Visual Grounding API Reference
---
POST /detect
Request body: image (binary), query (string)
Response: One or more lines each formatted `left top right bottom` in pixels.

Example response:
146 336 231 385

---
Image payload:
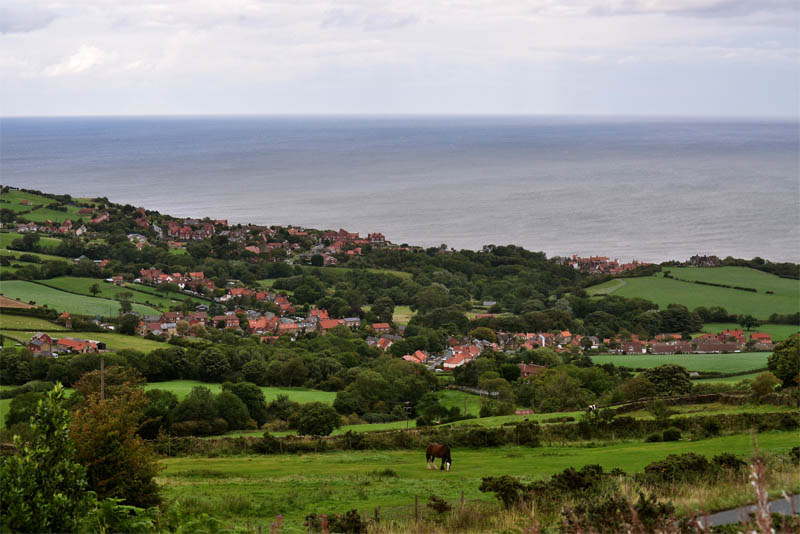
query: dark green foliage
640 364 692 396
479 475 528 509
0 384 95 532
0 349 31 385
140 389 178 440
4 391 45 428
643 453 710 483
213 391 252 430
221 381 269 426
565 492 675 534
427 495 452 515
645 432 661 443
661 427 681 441
293 402 341 436
712 453 746 472
305 509 364 534
767 334 800 387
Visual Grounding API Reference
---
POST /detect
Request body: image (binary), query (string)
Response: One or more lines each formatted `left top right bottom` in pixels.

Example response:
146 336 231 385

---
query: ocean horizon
1 115 798 263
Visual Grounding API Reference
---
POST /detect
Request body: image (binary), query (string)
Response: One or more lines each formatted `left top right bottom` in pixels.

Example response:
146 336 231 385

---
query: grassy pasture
392 305 415 325
0 329 166 352
0 190 86 223
38 277 204 310
0 190 53 212
586 267 799 318
0 314 66 331
700 323 798 342
590 352 769 373
0 231 62 251
159 431 800 531
0 280 159 316
144 380 337 405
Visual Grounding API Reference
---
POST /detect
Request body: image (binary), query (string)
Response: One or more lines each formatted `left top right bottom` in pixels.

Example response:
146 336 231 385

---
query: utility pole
404 401 411 429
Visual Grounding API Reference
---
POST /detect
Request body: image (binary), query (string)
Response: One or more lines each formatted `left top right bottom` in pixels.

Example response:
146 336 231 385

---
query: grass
392 305 415 325
586 278 627 296
0 280 159 316
590 352 770 373
0 190 86 223
0 314 66 331
620 402 796 420
586 267 800 319
0 330 167 352
692 372 763 384
158 430 800 532
144 380 337 405
37 277 205 311
700 323 798 342
0 231 62 251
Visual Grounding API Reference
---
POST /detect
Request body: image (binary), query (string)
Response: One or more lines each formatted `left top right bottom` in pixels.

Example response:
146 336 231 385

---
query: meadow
0 314 66 331
0 231 62 251
0 280 159 316
144 380 338 405
585 267 799 318
0 329 167 353
38 277 206 310
590 352 770 373
158 430 800 532
0 190 86 223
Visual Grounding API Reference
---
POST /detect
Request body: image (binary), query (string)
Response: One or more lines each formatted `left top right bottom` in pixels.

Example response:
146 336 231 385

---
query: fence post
461 490 465 511
414 495 419 523
374 506 380 524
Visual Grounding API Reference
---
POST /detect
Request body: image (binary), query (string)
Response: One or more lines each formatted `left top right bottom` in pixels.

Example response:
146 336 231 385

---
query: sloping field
590 352 769 373
39 277 205 310
0 280 159 316
587 268 799 318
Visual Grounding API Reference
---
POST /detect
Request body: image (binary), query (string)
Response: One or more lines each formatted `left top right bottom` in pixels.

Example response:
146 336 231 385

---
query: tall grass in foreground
365 452 799 533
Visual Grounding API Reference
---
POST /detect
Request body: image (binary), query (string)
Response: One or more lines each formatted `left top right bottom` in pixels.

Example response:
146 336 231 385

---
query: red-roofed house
519 363 546 378
372 323 392 333
376 338 393 351
213 315 240 329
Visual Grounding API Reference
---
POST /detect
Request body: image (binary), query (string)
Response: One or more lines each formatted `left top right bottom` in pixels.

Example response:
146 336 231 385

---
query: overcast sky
1 0 798 117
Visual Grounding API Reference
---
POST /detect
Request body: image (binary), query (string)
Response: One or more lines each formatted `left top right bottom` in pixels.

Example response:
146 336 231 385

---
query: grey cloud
321 8 418 31
0 5 57 33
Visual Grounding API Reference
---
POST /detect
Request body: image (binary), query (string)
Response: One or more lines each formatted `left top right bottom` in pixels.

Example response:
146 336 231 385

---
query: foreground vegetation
159 431 800 532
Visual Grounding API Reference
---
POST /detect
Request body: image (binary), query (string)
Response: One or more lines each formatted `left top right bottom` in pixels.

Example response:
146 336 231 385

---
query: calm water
1 116 798 263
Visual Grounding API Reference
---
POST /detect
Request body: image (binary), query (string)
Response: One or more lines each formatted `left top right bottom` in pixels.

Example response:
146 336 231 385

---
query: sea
1 115 798 263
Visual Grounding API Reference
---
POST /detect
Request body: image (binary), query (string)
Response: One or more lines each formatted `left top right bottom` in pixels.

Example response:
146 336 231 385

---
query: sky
1 0 798 117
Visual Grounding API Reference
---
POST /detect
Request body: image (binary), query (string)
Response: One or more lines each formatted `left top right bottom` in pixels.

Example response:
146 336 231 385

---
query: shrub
645 432 661 443
644 453 710 483
479 475 528 509
662 427 682 441
427 495 452 515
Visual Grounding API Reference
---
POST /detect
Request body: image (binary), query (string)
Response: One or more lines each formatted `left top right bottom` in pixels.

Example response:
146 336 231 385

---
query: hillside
586 267 799 318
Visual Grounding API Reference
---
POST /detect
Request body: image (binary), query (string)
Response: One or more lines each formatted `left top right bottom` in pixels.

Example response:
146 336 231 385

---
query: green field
144 380 337 405
38 277 204 311
586 267 799 319
590 352 769 373
0 330 167 352
159 431 799 531
0 314 66 331
700 323 798 342
0 190 86 223
691 372 763 384
0 231 62 251
392 305 415 325
0 280 159 316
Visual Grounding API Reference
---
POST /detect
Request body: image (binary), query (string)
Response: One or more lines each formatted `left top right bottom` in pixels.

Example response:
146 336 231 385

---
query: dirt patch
0 296 36 308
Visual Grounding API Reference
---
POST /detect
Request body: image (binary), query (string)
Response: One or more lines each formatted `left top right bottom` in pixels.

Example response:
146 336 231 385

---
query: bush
645 432 661 443
644 453 710 483
662 427 681 441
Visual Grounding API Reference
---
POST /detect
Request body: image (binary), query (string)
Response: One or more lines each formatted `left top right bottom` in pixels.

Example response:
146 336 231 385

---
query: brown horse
426 443 452 471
